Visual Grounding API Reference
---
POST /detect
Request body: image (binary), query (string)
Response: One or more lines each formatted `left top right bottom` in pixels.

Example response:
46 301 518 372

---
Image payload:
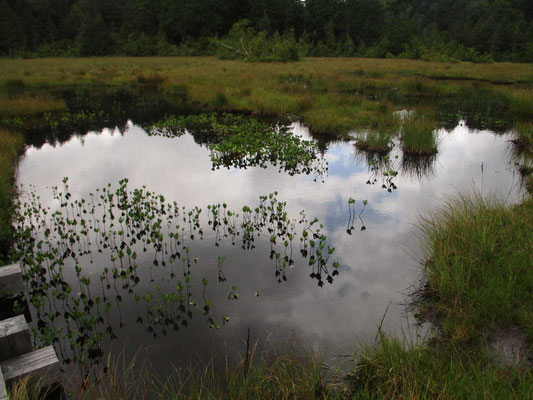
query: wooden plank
0 369 7 400
2 346 60 388
0 315 32 361
0 264 25 297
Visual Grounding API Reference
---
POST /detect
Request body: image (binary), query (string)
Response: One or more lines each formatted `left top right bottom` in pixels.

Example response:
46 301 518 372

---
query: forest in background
1 0 533 62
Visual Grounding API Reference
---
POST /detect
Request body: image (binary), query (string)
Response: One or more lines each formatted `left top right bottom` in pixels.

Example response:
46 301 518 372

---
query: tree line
1 0 533 62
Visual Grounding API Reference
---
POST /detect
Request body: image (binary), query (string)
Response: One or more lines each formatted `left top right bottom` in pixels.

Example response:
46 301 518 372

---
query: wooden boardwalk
0 263 60 399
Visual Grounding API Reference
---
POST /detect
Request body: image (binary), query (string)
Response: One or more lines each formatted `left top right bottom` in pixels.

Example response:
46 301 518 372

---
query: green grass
10 341 335 400
1 57 533 135
348 336 532 400
0 95 66 117
0 129 24 265
401 111 439 155
354 129 396 153
419 194 533 343
514 123 533 151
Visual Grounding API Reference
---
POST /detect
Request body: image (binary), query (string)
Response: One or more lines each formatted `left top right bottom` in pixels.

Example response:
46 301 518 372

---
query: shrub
213 20 300 62
121 33 156 56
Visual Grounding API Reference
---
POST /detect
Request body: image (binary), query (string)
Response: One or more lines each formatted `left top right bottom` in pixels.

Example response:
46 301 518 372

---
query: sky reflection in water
17 120 523 371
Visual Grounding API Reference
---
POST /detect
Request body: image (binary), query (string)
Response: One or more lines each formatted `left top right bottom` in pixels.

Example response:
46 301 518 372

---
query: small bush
213 20 300 62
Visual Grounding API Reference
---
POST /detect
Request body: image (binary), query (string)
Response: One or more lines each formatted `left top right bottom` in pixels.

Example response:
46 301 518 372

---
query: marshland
0 55 531 398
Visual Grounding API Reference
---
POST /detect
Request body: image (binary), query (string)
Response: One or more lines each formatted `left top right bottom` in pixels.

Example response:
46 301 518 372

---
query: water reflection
401 153 437 181
16 118 524 375
16 180 344 372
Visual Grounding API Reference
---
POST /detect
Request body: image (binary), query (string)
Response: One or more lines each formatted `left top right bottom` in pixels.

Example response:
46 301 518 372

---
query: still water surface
17 119 523 372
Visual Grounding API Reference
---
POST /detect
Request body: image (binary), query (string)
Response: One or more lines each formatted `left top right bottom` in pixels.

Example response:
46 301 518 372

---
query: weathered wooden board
0 315 32 361
2 346 60 387
0 264 25 297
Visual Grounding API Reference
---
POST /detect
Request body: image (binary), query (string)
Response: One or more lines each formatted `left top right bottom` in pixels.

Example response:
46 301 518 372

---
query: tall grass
354 129 395 153
349 336 532 399
499 87 533 118
11 334 532 399
11 341 334 400
513 123 533 151
0 129 24 264
419 193 533 343
401 111 438 155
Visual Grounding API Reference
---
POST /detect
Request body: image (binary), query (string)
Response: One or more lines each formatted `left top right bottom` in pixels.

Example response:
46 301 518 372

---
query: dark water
16 117 524 375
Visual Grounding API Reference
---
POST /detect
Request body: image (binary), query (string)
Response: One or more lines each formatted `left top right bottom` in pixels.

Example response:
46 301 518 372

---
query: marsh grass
12 334 532 399
418 193 533 343
0 95 66 116
2 56 533 398
349 336 532 399
301 96 393 134
1 57 532 135
0 129 24 264
513 123 533 151
353 129 395 153
401 110 439 155
499 87 533 118
11 339 333 400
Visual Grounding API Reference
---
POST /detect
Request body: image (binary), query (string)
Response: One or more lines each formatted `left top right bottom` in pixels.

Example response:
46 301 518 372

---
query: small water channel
14 101 525 376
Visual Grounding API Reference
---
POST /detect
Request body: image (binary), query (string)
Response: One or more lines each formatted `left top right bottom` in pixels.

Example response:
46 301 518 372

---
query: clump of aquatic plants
354 129 396 153
13 178 341 370
401 111 439 155
149 113 328 180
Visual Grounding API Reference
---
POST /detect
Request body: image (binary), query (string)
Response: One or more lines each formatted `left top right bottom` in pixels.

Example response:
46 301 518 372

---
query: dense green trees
1 0 532 62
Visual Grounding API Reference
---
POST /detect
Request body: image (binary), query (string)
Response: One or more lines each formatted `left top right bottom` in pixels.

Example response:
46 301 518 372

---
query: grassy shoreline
1 57 532 398
0 129 24 265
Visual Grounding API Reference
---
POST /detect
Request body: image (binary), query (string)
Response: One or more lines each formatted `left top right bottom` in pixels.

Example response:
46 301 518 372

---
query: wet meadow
0 57 532 398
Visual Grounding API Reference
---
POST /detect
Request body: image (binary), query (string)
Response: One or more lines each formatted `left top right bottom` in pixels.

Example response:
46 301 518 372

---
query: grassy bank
0 129 24 265
344 194 533 399
419 194 533 344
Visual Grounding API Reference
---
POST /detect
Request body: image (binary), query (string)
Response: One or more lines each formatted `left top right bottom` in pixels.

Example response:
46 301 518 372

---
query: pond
14 107 524 377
